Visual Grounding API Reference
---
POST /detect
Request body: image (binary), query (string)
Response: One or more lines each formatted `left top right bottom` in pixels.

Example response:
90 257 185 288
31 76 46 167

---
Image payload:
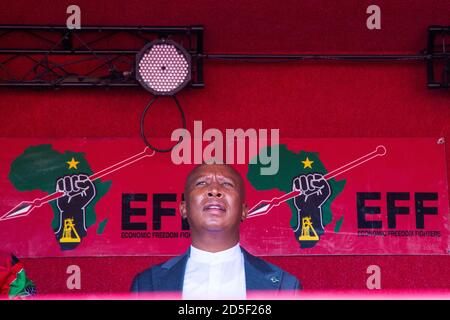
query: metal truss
0 24 448 89
0 25 204 88
426 26 450 88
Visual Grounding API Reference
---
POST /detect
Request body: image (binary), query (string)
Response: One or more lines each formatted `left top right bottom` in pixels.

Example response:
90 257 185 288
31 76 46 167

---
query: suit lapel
242 247 282 291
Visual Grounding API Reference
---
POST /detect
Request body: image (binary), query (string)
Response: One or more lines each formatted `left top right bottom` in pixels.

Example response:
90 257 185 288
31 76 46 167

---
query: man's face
180 164 247 234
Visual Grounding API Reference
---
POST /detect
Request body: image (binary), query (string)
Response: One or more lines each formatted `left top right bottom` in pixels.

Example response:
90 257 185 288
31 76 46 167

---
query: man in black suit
131 164 300 299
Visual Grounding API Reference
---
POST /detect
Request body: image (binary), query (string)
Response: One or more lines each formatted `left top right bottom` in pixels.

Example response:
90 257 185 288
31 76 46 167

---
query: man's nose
207 184 223 198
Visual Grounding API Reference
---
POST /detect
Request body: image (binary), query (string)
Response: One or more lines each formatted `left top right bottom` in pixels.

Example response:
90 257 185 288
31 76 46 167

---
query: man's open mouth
203 202 226 212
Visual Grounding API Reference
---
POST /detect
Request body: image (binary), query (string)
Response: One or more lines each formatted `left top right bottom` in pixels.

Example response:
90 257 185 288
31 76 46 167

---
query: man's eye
222 182 234 187
195 181 206 186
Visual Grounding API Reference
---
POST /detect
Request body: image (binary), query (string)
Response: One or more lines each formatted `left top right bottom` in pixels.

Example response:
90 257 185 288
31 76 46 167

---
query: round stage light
136 39 191 95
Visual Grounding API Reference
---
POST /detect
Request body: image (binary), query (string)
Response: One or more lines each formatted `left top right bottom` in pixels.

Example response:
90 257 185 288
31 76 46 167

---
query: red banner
0 138 448 257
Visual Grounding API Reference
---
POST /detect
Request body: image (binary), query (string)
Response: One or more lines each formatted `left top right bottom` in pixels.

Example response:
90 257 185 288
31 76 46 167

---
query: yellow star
66 157 80 170
302 157 314 169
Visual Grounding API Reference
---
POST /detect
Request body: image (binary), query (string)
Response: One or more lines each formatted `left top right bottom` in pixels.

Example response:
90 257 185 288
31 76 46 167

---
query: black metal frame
0 25 204 88
426 26 449 88
0 24 449 89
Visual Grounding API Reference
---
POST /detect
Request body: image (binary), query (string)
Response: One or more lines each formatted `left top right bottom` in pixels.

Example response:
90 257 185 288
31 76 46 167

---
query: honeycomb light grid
138 43 190 94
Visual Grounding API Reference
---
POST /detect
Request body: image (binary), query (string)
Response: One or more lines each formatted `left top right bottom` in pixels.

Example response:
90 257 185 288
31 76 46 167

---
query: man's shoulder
248 253 299 280
130 254 188 292
133 254 185 279
241 247 302 290
130 262 161 292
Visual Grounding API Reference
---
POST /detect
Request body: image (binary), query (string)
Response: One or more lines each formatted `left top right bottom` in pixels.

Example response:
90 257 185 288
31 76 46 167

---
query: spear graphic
247 145 387 218
0 147 155 221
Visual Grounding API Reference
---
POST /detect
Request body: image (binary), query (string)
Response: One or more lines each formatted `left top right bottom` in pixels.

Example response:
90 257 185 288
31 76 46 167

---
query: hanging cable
140 95 186 153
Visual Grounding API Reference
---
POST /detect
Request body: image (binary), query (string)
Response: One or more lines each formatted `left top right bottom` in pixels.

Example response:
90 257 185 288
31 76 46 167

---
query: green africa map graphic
8 144 111 250
247 144 346 248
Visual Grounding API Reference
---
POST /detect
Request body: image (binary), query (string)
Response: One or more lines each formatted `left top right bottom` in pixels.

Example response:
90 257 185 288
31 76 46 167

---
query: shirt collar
189 243 242 264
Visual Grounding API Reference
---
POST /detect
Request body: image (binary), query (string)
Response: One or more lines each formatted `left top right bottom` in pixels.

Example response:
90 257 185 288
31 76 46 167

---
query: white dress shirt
182 243 246 300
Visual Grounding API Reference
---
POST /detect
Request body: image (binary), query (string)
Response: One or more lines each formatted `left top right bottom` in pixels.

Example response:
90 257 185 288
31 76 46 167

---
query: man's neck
191 232 239 253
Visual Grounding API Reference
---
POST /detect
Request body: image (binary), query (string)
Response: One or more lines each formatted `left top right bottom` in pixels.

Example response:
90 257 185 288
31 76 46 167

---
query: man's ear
180 201 187 219
241 203 248 222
